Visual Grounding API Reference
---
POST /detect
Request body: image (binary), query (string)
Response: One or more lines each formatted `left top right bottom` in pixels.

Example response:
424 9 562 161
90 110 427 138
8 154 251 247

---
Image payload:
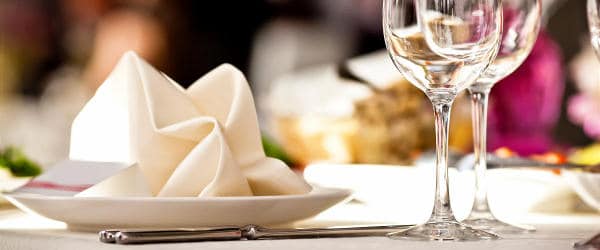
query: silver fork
574 232 600 250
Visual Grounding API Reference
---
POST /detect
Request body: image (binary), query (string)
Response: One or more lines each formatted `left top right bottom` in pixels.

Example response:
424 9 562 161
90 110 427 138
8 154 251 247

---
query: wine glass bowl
417 0 503 62
384 1 497 94
383 0 501 241
478 0 541 86
386 26 478 92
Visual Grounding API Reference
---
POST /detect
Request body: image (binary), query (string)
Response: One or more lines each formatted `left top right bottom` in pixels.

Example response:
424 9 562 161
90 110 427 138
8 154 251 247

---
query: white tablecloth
1 203 599 250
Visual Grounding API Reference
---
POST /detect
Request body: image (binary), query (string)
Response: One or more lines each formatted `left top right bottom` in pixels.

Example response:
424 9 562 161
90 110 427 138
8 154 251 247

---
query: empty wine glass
460 0 541 234
589 0 600 58
383 0 501 241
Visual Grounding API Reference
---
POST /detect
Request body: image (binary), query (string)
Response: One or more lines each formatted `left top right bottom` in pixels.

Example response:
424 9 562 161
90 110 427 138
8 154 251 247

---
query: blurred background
0 0 598 168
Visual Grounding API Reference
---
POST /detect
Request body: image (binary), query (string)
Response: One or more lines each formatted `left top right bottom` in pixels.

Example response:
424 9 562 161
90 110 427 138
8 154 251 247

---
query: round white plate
3 187 351 231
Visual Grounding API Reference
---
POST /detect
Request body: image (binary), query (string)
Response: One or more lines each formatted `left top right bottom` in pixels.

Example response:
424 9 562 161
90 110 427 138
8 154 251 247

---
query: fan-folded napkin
69 51 311 197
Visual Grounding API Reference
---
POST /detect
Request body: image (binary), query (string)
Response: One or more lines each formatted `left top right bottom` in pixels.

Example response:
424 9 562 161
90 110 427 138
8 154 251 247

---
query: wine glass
383 0 501 241
589 0 600 58
461 0 541 234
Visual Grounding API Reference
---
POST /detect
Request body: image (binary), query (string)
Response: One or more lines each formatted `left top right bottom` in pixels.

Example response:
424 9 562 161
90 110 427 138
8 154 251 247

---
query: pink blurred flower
568 94 600 140
487 30 565 155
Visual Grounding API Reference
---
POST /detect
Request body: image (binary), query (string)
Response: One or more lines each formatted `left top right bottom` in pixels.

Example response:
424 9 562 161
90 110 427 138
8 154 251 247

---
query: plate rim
4 186 352 202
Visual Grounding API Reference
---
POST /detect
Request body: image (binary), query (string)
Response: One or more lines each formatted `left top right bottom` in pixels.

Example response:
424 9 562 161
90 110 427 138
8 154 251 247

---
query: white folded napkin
69 51 312 197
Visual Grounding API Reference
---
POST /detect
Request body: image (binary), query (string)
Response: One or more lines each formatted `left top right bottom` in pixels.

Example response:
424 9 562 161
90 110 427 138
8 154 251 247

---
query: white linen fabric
69 51 311 197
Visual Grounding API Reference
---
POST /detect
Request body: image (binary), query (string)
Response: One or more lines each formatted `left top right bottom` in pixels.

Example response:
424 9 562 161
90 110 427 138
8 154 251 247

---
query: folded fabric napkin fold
69 51 311 197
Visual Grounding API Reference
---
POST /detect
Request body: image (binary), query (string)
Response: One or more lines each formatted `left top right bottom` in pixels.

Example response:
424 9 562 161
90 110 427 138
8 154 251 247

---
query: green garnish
0 147 42 177
262 135 294 166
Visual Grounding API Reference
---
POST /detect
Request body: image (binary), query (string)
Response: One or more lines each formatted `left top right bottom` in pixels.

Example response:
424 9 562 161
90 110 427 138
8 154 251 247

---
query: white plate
563 170 600 211
3 187 351 231
305 163 576 222
0 176 30 204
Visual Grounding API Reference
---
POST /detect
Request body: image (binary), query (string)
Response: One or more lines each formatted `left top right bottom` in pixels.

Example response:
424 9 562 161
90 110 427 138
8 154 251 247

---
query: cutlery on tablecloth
430 151 589 171
99 224 413 244
485 154 588 169
574 232 600 250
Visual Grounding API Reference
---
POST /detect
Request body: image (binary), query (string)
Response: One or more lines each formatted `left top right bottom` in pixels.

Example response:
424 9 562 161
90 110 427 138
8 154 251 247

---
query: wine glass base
387 220 500 241
461 217 535 234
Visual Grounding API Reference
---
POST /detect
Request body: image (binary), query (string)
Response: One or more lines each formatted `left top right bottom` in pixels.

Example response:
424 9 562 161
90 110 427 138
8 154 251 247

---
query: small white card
11 160 130 197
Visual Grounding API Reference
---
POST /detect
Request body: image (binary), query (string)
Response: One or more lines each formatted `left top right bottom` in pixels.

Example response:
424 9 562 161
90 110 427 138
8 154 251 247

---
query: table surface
1 203 599 250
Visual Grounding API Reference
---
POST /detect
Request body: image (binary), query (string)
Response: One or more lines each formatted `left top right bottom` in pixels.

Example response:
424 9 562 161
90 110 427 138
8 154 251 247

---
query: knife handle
113 228 243 244
99 229 120 243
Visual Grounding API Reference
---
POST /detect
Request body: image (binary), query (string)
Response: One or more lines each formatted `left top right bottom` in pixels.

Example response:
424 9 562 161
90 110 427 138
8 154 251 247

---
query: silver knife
99 224 413 244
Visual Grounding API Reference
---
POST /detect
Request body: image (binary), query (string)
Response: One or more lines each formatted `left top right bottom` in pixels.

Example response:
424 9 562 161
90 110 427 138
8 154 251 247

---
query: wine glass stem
429 95 457 222
468 87 493 216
